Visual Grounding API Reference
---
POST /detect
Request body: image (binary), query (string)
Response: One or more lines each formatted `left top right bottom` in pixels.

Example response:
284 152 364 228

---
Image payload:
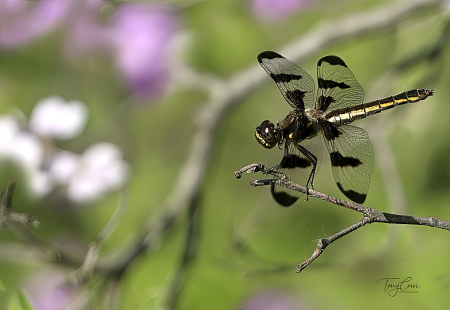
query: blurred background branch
0 181 39 228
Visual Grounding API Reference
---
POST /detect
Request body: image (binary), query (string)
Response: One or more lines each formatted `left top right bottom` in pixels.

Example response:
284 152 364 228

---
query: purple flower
241 289 308 310
250 0 311 22
62 0 110 58
0 1 179 100
112 4 178 99
0 0 71 48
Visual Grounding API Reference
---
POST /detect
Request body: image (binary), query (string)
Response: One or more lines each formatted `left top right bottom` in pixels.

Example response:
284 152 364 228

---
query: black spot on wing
257 51 282 62
330 152 362 167
318 78 350 90
257 50 316 110
257 51 305 86
286 89 306 110
280 154 311 169
317 95 336 112
318 119 341 141
318 55 348 67
271 183 298 207
337 182 366 203
272 73 303 84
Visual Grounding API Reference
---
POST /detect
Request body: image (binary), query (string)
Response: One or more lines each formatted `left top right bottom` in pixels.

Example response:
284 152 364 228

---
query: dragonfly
254 51 433 206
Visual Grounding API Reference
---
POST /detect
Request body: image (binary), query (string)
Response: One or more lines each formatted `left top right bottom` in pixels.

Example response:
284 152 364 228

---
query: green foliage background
1 0 450 309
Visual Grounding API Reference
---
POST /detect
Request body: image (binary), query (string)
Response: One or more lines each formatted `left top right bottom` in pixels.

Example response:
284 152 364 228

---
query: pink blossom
0 1 179 100
112 4 178 99
0 0 71 47
241 289 307 310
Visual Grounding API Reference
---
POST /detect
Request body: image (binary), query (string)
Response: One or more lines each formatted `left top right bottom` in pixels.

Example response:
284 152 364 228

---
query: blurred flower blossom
48 150 79 184
49 143 130 203
250 0 311 22
0 0 71 47
62 0 110 57
29 96 88 140
0 115 43 168
0 115 52 196
241 289 307 310
0 0 179 100
24 269 83 310
0 96 130 203
112 4 178 99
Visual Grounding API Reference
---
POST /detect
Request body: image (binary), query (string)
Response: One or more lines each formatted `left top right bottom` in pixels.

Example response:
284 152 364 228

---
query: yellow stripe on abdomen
325 89 433 125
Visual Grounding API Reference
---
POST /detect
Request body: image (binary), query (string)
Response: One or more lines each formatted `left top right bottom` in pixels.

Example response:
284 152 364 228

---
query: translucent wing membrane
271 134 322 206
316 56 364 113
323 125 373 203
258 51 315 111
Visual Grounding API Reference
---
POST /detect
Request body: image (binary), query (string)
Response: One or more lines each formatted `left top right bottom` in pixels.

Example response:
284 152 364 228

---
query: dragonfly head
255 120 277 149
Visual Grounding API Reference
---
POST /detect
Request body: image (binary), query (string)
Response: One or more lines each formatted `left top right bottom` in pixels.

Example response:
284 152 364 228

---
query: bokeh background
1 0 450 309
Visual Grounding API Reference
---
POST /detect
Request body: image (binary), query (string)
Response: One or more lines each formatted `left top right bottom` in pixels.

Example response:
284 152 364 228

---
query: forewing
316 56 364 113
271 136 322 206
258 51 315 111
323 124 373 203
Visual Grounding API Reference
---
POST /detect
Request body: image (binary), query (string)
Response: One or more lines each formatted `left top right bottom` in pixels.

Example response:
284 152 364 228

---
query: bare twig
235 163 450 272
0 181 40 228
280 0 444 60
74 187 129 284
161 193 201 310
4 180 15 211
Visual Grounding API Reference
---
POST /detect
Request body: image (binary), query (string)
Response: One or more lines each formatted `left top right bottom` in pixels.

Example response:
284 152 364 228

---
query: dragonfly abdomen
325 88 433 125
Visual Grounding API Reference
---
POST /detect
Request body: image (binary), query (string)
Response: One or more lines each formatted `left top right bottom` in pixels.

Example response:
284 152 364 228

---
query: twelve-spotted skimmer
255 51 433 206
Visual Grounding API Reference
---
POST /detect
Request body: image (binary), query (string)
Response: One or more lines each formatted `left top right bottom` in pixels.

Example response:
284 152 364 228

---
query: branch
73 187 129 284
235 163 450 273
0 181 40 228
161 193 201 310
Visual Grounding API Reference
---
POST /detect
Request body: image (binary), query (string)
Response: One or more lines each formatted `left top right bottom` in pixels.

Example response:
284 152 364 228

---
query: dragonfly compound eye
255 120 277 149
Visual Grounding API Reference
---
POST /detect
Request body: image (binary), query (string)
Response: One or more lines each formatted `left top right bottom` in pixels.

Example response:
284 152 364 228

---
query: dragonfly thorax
256 110 312 150
278 110 311 142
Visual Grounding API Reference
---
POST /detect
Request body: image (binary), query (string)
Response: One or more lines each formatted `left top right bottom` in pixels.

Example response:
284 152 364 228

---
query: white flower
49 142 130 203
0 115 52 196
0 115 43 172
28 169 54 197
0 98 128 203
29 96 88 140
48 151 80 184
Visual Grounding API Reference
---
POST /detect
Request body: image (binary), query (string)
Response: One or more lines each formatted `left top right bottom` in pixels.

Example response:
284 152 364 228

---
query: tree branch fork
235 163 450 273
